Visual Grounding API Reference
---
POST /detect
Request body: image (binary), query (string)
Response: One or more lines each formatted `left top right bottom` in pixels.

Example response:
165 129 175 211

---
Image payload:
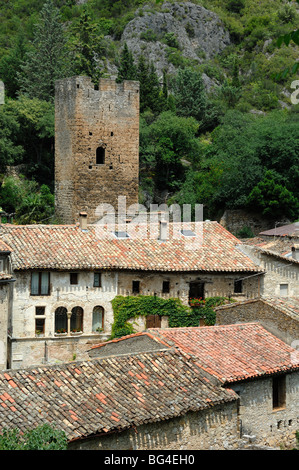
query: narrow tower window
96 147 105 165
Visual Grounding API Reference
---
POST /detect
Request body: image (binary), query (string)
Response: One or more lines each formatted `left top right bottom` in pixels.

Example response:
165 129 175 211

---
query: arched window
92 306 104 332
71 306 83 333
96 147 105 164
55 307 67 334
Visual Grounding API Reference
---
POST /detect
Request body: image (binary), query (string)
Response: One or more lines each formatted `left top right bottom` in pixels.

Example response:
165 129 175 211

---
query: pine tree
116 43 137 83
137 55 162 114
19 0 71 101
71 7 105 85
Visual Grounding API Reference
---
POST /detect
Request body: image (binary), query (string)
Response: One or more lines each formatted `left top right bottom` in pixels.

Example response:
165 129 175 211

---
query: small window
280 284 288 297
132 280 140 294
114 231 129 239
70 273 78 285
181 230 195 237
31 272 50 296
162 281 170 293
96 147 105 164
35 318 45 336
35 306 45 316
234 279 243 294
94 272 101 288
273 375 286 410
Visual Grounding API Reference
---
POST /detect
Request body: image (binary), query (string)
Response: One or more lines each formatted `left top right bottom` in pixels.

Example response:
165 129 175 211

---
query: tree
116 42 137 83
4 96 55 185
140 110 200 194
0 35 28 98
0 424 67 450
19 0 71 101
171 67 207 129
0 105 24 172
0 176 55 224
70 7 106 84
247 170 299 219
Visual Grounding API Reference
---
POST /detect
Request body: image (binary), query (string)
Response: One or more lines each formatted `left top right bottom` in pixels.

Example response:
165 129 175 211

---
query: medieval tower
54 76 140 224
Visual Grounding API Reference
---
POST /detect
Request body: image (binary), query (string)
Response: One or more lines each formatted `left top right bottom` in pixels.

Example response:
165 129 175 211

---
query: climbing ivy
110 295 229 338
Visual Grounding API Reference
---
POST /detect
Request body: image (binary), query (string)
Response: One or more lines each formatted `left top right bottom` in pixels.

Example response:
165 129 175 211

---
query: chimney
79 212 88 231
292 244 299 261
159 220 168 241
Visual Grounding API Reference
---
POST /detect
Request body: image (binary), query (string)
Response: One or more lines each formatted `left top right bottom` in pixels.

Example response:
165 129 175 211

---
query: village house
88 323 299 449
0 323 299 450
215 297 299 346
240 224 299 298
0 216 263 370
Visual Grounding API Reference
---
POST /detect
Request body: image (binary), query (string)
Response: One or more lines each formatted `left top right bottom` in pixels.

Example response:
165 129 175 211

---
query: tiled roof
0 272 13 281
259 223 299 237
0 240 11 253
0 221 262 272
137 324 299 384
243 236 299 264
0 349 236 441
89 323 299 384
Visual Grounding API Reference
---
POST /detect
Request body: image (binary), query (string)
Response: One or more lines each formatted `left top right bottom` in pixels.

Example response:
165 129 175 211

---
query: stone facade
215 298 299 346
8 270 117 369
7 268 261 369
229 371 299 449
54 76 140 224
239 245 299 298
69 402 240 451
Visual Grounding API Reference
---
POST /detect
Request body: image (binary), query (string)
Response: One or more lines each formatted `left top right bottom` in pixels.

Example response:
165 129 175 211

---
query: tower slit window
96 147 105 165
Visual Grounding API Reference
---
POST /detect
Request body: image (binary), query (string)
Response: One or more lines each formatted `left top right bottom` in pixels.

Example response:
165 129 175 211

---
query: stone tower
54 76 140 224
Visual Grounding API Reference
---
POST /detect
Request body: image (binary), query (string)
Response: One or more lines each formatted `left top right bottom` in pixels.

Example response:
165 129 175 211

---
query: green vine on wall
110 295 229 339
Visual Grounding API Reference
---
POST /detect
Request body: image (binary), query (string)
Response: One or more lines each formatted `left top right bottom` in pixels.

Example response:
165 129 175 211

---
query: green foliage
70 6 106 84
172 67 207 126
110 295 228 338
19 0 72 101
140 110 200 192
0 424 68 450
2 96 55 184
0 176 55 224
196 110 299 217
117 42 137 82
247 170 299 219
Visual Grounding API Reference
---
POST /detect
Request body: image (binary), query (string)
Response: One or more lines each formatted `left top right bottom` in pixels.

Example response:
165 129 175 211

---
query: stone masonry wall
215 299 299 345
55 77 140 224
69 402 240 450
9 270 117 369
229 372 299 449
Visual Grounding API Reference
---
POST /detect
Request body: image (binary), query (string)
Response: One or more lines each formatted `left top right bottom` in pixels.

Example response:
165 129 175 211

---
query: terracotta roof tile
0 349 236 441
147 323 299 383
0 222 261 273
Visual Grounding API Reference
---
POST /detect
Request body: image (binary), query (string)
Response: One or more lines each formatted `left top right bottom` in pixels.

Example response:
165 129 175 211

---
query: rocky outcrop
121 2 231 77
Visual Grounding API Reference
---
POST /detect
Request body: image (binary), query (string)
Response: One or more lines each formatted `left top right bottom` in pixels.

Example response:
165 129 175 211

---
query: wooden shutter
146 315 161 329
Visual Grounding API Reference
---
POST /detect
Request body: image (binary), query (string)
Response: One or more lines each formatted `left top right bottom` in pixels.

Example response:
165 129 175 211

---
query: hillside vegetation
0 0 298 227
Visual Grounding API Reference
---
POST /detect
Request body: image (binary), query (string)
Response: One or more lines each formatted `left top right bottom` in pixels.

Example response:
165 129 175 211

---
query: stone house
215 297 299 347
0 348 240 451
0 218 263 370
240 235 299 298
1 324 299 450
89 323 299 449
